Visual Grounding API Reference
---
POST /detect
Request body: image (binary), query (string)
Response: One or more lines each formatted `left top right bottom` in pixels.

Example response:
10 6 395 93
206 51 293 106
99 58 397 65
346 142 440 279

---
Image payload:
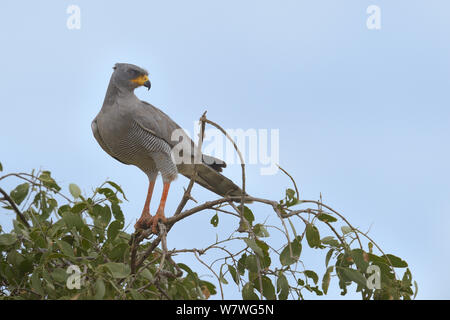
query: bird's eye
128 69 139 77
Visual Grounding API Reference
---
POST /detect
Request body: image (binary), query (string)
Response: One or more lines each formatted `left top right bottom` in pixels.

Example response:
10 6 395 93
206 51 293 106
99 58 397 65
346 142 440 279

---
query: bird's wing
132 100 250 202
133 101 186 148
133 101 225 168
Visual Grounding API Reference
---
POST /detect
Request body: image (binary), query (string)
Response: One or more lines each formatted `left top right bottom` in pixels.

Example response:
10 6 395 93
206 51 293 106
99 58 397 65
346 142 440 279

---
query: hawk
92 63 246 233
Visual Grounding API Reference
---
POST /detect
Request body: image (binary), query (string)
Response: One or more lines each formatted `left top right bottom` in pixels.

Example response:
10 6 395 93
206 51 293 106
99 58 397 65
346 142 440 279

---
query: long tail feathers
177 162 252 203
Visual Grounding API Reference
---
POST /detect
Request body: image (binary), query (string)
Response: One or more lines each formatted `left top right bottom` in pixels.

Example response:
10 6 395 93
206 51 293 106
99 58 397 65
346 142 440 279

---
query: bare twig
278 165 300 200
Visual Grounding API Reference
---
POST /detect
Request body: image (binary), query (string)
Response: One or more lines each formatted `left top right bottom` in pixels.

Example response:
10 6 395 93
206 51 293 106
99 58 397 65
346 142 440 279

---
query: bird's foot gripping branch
0 116 417 299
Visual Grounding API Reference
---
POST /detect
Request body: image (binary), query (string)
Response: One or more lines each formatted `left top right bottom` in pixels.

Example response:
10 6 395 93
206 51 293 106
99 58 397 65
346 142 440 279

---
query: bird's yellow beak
131 74 151 90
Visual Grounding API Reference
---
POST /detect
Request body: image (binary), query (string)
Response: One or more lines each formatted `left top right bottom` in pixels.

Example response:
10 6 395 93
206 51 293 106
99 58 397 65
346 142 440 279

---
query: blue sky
1 1 449 299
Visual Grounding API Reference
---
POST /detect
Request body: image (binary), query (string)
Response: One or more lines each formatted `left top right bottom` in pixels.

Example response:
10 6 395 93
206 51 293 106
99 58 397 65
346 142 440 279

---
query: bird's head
111 63 151 91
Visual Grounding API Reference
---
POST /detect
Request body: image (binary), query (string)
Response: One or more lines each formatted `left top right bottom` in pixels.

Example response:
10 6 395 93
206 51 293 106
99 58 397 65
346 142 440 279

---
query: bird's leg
150 182 170 234
134 180 156 230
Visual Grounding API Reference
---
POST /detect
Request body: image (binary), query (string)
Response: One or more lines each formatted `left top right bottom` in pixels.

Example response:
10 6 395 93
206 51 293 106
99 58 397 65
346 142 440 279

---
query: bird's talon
134 214 153 230
150 212 167 234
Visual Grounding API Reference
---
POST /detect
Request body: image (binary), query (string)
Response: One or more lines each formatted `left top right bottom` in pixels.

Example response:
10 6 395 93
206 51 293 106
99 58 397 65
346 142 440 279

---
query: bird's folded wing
133 100 227 171
133 100 189 148
130 100 250 201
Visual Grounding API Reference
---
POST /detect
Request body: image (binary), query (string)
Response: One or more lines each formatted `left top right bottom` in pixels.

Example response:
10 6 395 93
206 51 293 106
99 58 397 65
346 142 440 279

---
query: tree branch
0 187 30 228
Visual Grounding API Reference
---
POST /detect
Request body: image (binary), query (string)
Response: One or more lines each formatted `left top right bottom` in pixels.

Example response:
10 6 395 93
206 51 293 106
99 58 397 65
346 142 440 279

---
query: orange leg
150 182 170 233
134 180 156 230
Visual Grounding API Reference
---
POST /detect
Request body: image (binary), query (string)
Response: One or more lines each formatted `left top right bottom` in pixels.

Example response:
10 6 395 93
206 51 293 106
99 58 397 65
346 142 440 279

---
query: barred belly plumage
115 121 178 182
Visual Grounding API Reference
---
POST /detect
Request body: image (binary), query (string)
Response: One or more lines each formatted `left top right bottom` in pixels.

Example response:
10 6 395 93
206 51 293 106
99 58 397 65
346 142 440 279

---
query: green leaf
9 183 29 205
253 224 269 237
56 240 74 257
129 289 145 300
31 271 44 296
80 225 94 250
47 198 58 212
255 276 276 300
51 268 68 283
382 254 408 268
13 219 29 238
141 268 154 282
244 238 264 257
317 213 337 223
210 213 219 227
69 183 81 199
277 272 289 300
413 281 418 299
70 202 86 214
239 206 254 224
321 236 340 247
101 262 131 279
237 254 247 275
351 249 369 272
228 265 239 285
62 211 84 230
7 250 24 267
402 268 412 287
260 252 272 269
0 161 3 171
286 188 296 199
105 181 128 201
94 278 106 300
111 203 124 224
97 187 118 203
245 255 258 273
18 258 33 274
107 220 122 241
200 280 217 296
368 253 387 265
58 204 71 217
309 285 324 296
39 171 61 191
325 249 334 267
242 282 259 300
255 239 269 256
109 243 129 261
0 233 18 246
372 261 395 281
279 236 302 266
306 223 321 248
96 205 112 228
337 266 367 288
322 266 333 294
304 270 319 285
219 275 229 285
178 263 194 276
341 226 353 235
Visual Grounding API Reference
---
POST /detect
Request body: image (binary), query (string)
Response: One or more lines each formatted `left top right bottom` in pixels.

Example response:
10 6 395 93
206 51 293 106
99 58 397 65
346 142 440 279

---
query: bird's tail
177 160 252 203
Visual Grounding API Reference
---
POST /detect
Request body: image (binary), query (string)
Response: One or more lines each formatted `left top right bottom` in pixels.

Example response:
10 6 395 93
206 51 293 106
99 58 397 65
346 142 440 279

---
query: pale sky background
1 1 449 299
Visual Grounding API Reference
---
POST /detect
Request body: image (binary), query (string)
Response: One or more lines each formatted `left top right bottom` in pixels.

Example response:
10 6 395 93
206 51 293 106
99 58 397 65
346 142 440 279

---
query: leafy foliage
0 163 417 300
0 167 214 300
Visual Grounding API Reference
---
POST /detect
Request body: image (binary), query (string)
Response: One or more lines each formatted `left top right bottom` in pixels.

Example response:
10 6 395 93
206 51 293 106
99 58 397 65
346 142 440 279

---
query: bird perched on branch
92 63 246 233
